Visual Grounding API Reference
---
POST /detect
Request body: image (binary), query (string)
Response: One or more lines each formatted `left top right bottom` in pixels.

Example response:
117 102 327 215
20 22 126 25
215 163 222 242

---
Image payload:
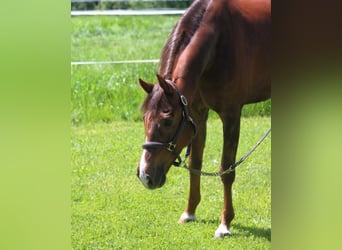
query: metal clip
180 95 188 106
167 142 176 152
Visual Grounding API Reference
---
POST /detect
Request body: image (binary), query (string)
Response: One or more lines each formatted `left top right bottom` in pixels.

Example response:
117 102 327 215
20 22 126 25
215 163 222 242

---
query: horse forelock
141 83 181 121
140 86 167 117
141 89 158 115
160 0 209 79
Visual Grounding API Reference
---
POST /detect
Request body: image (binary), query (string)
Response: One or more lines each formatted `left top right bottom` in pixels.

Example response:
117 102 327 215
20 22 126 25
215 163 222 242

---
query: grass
71 16 271 125
71 16 178 62
71 15 179 124
71 116 271 249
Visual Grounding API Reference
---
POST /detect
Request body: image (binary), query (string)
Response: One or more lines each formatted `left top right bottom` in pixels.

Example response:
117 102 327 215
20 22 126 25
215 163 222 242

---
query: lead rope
177 128 271 177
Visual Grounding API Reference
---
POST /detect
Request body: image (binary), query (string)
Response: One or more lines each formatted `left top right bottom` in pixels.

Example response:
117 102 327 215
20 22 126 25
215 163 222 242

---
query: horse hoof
178 212 197 224
214 224 232 238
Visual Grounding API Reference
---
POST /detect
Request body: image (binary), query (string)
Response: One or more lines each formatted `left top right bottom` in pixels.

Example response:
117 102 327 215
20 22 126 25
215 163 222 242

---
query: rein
176 127 271 177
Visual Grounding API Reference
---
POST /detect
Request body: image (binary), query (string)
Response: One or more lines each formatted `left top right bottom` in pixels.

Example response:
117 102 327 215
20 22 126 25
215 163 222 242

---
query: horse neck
170 75 196 106
159 0 220 104
170 26 218 104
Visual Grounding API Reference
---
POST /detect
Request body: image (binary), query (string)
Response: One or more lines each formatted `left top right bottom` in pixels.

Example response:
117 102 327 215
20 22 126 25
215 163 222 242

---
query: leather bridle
141 80 197 166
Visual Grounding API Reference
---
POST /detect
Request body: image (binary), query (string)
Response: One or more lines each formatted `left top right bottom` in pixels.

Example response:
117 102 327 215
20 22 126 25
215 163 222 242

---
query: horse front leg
214 109 241 238
178 108 208 224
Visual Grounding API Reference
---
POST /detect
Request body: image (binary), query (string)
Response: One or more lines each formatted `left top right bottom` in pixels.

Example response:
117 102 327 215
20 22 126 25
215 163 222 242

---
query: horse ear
139 78 154 94
156 74 173 95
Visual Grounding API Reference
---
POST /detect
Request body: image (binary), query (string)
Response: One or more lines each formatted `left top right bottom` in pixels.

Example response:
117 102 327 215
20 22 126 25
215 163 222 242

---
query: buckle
180 95 188 106
167 142 176 152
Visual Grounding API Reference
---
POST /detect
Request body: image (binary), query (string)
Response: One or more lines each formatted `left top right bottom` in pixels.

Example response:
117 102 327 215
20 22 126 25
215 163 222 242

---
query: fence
71 9 185 16
71 59 159 65
71 0 187 2
71 0 189 16
71 0 189 65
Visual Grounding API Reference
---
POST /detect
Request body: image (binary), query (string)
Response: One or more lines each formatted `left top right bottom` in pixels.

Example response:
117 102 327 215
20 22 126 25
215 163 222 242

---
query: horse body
137 0 270 238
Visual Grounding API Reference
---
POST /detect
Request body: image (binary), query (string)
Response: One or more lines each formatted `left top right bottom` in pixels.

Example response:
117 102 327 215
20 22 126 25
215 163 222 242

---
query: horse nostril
138 171 155 189
145 175 153 187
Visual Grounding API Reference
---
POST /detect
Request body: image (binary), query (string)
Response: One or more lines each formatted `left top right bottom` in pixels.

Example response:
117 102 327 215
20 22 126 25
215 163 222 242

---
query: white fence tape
71 59 159 65
71 0 187 2
71 9 185 16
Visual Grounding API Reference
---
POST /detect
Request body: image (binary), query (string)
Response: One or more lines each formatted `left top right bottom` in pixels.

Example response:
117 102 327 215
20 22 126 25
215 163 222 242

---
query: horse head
137 74 196 189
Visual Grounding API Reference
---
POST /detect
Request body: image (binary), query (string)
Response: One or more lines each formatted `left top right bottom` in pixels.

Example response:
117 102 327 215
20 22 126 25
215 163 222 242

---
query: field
72 15 271 249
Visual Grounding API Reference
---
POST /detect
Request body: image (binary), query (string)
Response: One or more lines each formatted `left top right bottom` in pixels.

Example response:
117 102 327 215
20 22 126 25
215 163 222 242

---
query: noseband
142 80 197 166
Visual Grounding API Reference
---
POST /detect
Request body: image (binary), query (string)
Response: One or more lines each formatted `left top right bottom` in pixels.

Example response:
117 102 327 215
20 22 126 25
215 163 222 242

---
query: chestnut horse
137 0 270 238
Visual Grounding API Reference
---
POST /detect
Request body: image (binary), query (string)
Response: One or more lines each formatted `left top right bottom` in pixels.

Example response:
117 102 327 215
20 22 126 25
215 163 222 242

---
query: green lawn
71 116 271 249
71 15 179 62
71 15 179 125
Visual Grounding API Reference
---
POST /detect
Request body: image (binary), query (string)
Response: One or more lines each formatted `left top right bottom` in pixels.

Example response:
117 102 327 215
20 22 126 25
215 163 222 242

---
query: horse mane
141 0 209 114
159 0 209 79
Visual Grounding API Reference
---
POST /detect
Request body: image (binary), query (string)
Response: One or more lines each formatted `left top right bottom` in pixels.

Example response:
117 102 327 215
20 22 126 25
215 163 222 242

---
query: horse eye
162 108 170 114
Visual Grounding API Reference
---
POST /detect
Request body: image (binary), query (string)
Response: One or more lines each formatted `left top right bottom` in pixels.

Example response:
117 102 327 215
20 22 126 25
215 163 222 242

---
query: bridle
142 80 197 166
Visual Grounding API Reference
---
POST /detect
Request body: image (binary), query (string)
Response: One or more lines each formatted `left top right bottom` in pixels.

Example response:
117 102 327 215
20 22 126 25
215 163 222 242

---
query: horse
136 0 270 238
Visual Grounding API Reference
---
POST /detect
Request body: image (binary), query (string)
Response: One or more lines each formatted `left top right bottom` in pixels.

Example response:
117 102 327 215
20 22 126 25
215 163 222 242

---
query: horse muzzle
137 164 166 189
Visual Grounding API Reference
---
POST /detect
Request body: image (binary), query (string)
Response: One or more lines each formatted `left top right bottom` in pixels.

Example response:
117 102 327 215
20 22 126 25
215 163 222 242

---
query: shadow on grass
232 223 271 241
198 219 271 241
